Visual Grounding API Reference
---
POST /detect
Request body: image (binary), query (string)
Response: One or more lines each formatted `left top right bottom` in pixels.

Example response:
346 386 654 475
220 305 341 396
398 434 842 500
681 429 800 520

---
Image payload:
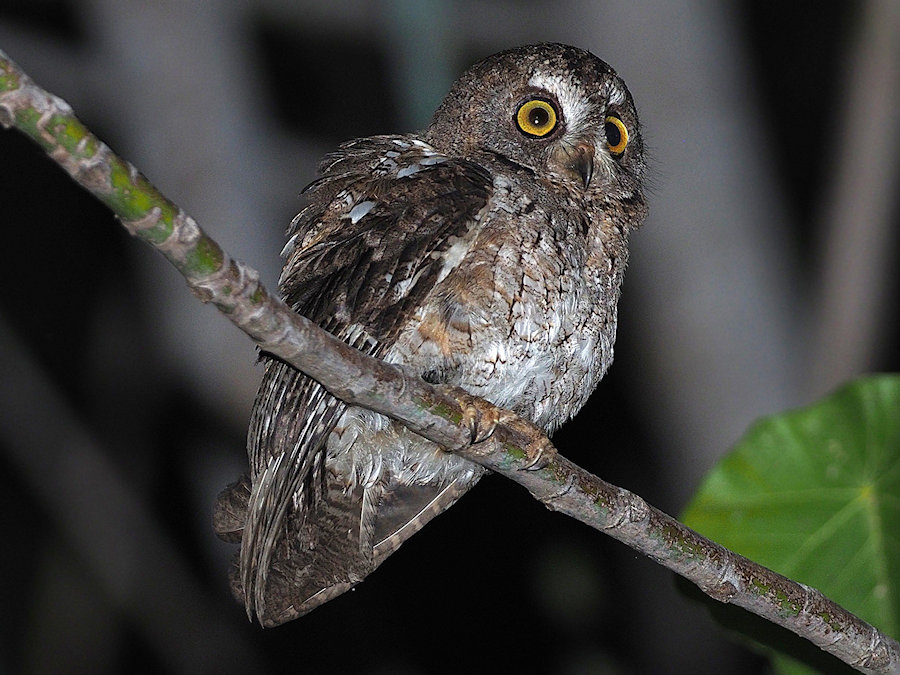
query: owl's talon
521 436 556 471
457 392 501 444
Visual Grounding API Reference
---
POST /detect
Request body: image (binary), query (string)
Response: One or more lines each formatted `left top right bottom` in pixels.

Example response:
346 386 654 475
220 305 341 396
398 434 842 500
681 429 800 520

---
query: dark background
1 1 897 673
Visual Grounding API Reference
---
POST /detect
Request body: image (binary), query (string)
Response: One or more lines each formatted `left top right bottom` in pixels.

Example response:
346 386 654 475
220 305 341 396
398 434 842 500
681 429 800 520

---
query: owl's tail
213 467 480 627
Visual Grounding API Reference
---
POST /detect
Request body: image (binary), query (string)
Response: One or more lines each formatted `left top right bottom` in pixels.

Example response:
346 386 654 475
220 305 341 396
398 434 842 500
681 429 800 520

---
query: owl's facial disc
424 43 645 198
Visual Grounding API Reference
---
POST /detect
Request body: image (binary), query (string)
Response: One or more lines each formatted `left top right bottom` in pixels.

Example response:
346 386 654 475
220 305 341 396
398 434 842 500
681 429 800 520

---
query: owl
214 43 648 626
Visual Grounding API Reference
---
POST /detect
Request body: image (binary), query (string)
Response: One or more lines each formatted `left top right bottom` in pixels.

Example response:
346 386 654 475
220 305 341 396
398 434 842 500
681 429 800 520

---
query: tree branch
2 49 897 674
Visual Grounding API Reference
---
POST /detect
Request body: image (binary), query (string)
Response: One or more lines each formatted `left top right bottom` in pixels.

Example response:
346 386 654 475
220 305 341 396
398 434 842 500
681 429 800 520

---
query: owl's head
425 43 645 202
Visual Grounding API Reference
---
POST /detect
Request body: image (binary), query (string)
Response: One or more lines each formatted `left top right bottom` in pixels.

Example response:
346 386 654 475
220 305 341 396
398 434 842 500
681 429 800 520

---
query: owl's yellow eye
516 98 558 137
604 116 629 155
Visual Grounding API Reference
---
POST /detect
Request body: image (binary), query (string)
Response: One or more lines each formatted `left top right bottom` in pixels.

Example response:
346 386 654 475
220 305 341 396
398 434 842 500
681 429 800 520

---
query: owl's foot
520 433 556 471
457 391 502 444
455 392 556 470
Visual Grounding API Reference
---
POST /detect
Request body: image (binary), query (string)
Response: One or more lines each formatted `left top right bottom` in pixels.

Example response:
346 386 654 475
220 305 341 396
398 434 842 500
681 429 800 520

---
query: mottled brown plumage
214 43 648 626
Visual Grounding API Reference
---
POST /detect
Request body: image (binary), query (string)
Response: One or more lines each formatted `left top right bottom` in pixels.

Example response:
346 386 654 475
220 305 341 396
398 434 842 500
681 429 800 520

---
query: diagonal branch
1 50 897 674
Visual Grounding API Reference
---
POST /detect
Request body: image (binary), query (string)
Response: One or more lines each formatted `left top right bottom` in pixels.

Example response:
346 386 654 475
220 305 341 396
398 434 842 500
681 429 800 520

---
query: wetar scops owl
214 42 648 627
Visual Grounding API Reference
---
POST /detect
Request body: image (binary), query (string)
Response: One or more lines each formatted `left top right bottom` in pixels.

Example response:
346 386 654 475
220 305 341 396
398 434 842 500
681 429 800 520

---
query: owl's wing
216 137 493 625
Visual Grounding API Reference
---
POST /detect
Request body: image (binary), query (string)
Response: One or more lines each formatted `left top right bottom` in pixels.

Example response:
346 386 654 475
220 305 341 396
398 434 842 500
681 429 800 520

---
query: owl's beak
556 141 595 189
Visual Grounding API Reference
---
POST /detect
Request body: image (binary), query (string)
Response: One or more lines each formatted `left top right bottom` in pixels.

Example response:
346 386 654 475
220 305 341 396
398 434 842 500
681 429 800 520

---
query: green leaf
682 374 900 672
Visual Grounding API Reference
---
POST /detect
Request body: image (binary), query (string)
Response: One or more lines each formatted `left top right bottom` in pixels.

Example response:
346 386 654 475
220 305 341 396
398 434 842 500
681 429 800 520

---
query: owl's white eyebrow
607 87 625 107
527 72 591 128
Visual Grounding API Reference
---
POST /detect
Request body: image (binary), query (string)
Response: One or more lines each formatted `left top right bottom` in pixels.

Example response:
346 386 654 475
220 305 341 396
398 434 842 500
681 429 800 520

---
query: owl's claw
521 435 556 471
457 392 501 444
